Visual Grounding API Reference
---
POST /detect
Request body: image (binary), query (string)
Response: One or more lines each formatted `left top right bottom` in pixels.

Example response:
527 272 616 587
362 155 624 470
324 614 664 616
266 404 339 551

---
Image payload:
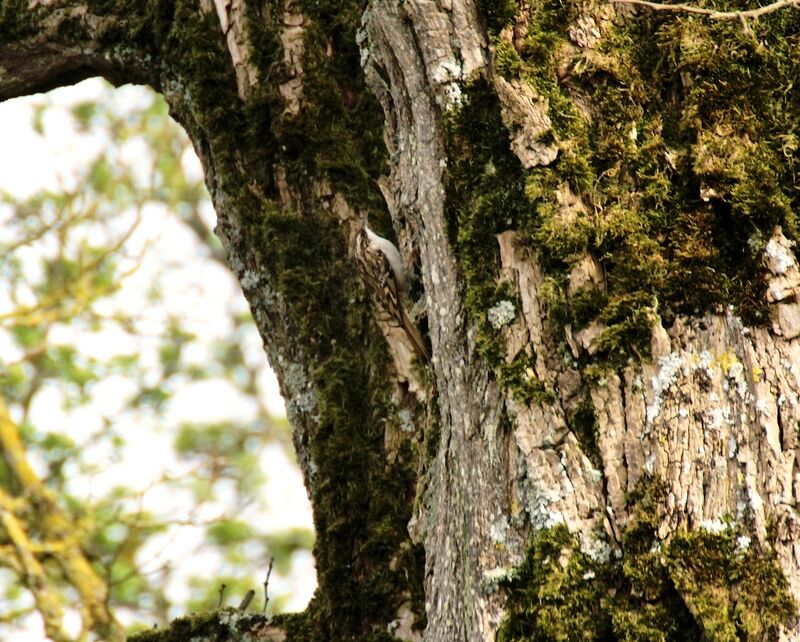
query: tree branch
0 5 155 102
610 0 800 19
0 488 70 642
0 398 126 641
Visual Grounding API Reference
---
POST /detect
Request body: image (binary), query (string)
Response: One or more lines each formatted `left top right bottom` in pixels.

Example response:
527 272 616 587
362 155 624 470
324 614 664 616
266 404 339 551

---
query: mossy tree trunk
3 1 800 641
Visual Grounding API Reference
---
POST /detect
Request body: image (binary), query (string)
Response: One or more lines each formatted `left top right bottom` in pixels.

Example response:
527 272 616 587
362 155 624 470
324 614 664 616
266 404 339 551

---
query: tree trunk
3 1 800 640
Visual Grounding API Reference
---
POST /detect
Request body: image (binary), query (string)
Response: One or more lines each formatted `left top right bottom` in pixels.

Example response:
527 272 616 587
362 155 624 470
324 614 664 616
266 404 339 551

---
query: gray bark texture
3 0 800 641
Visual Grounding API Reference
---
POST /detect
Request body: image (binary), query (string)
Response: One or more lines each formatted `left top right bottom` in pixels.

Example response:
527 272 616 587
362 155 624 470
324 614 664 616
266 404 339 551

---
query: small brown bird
354 219 429 361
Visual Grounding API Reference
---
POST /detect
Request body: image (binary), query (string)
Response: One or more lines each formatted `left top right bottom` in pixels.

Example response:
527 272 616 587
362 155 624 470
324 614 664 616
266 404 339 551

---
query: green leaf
207 520 254 546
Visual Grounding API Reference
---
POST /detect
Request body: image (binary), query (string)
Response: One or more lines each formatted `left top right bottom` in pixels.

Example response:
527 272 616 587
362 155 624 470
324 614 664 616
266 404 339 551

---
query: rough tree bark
2 1 800 641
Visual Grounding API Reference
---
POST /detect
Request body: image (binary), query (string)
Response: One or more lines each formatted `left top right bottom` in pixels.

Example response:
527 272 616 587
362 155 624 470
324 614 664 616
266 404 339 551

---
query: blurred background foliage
0 81 314 640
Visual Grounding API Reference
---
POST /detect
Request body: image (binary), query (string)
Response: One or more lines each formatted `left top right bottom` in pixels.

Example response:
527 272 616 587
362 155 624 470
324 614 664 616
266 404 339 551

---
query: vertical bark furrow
363 2 520 640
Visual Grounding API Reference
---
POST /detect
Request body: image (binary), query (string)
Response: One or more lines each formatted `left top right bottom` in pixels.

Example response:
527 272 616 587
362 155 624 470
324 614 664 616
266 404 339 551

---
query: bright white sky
0 78 315 639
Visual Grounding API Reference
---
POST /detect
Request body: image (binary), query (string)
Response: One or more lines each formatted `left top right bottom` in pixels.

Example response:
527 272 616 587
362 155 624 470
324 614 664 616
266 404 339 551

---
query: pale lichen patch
646 352 684 424
487 299 515 329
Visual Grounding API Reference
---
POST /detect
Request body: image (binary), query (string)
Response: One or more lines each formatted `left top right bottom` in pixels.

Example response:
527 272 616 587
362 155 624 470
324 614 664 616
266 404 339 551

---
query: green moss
493 38 525 79
444 80 530 368
477 0 520 34
248 202 423 640
181 2 416 635
127 610 270 642
499 351 557 405
497 524 610 642
29 2 418 639
0 0 44 46
567 396 601 468
449 0 800 373
498 478 798 642
665 529 797 642
271 0 388 212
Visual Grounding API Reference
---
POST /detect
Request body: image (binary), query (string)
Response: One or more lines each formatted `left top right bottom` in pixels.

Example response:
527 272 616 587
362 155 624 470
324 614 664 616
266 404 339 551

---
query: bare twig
217 583 227 608
262 557 275 615
610 0 800 20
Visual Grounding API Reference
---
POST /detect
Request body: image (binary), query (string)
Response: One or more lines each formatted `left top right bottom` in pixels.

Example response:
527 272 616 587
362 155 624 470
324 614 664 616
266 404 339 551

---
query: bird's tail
400 308 430 362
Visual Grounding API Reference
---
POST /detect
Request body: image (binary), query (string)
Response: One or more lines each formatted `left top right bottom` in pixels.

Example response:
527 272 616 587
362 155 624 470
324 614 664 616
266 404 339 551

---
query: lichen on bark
497 478 796 642
3 0 427 638
478 0 800 363
437 1 800 638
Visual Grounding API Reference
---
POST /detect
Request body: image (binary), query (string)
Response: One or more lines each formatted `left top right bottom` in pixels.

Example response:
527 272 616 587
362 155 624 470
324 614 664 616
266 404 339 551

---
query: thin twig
610 0 800 20
217 583 227 609
262 558 275 615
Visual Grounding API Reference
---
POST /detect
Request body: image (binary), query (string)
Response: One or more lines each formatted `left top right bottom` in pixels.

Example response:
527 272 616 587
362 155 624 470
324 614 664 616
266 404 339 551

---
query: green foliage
0 84 311 637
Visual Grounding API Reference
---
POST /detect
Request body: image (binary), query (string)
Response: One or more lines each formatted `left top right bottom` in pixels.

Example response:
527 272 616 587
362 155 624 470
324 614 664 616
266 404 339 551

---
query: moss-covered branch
0 399 125 640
